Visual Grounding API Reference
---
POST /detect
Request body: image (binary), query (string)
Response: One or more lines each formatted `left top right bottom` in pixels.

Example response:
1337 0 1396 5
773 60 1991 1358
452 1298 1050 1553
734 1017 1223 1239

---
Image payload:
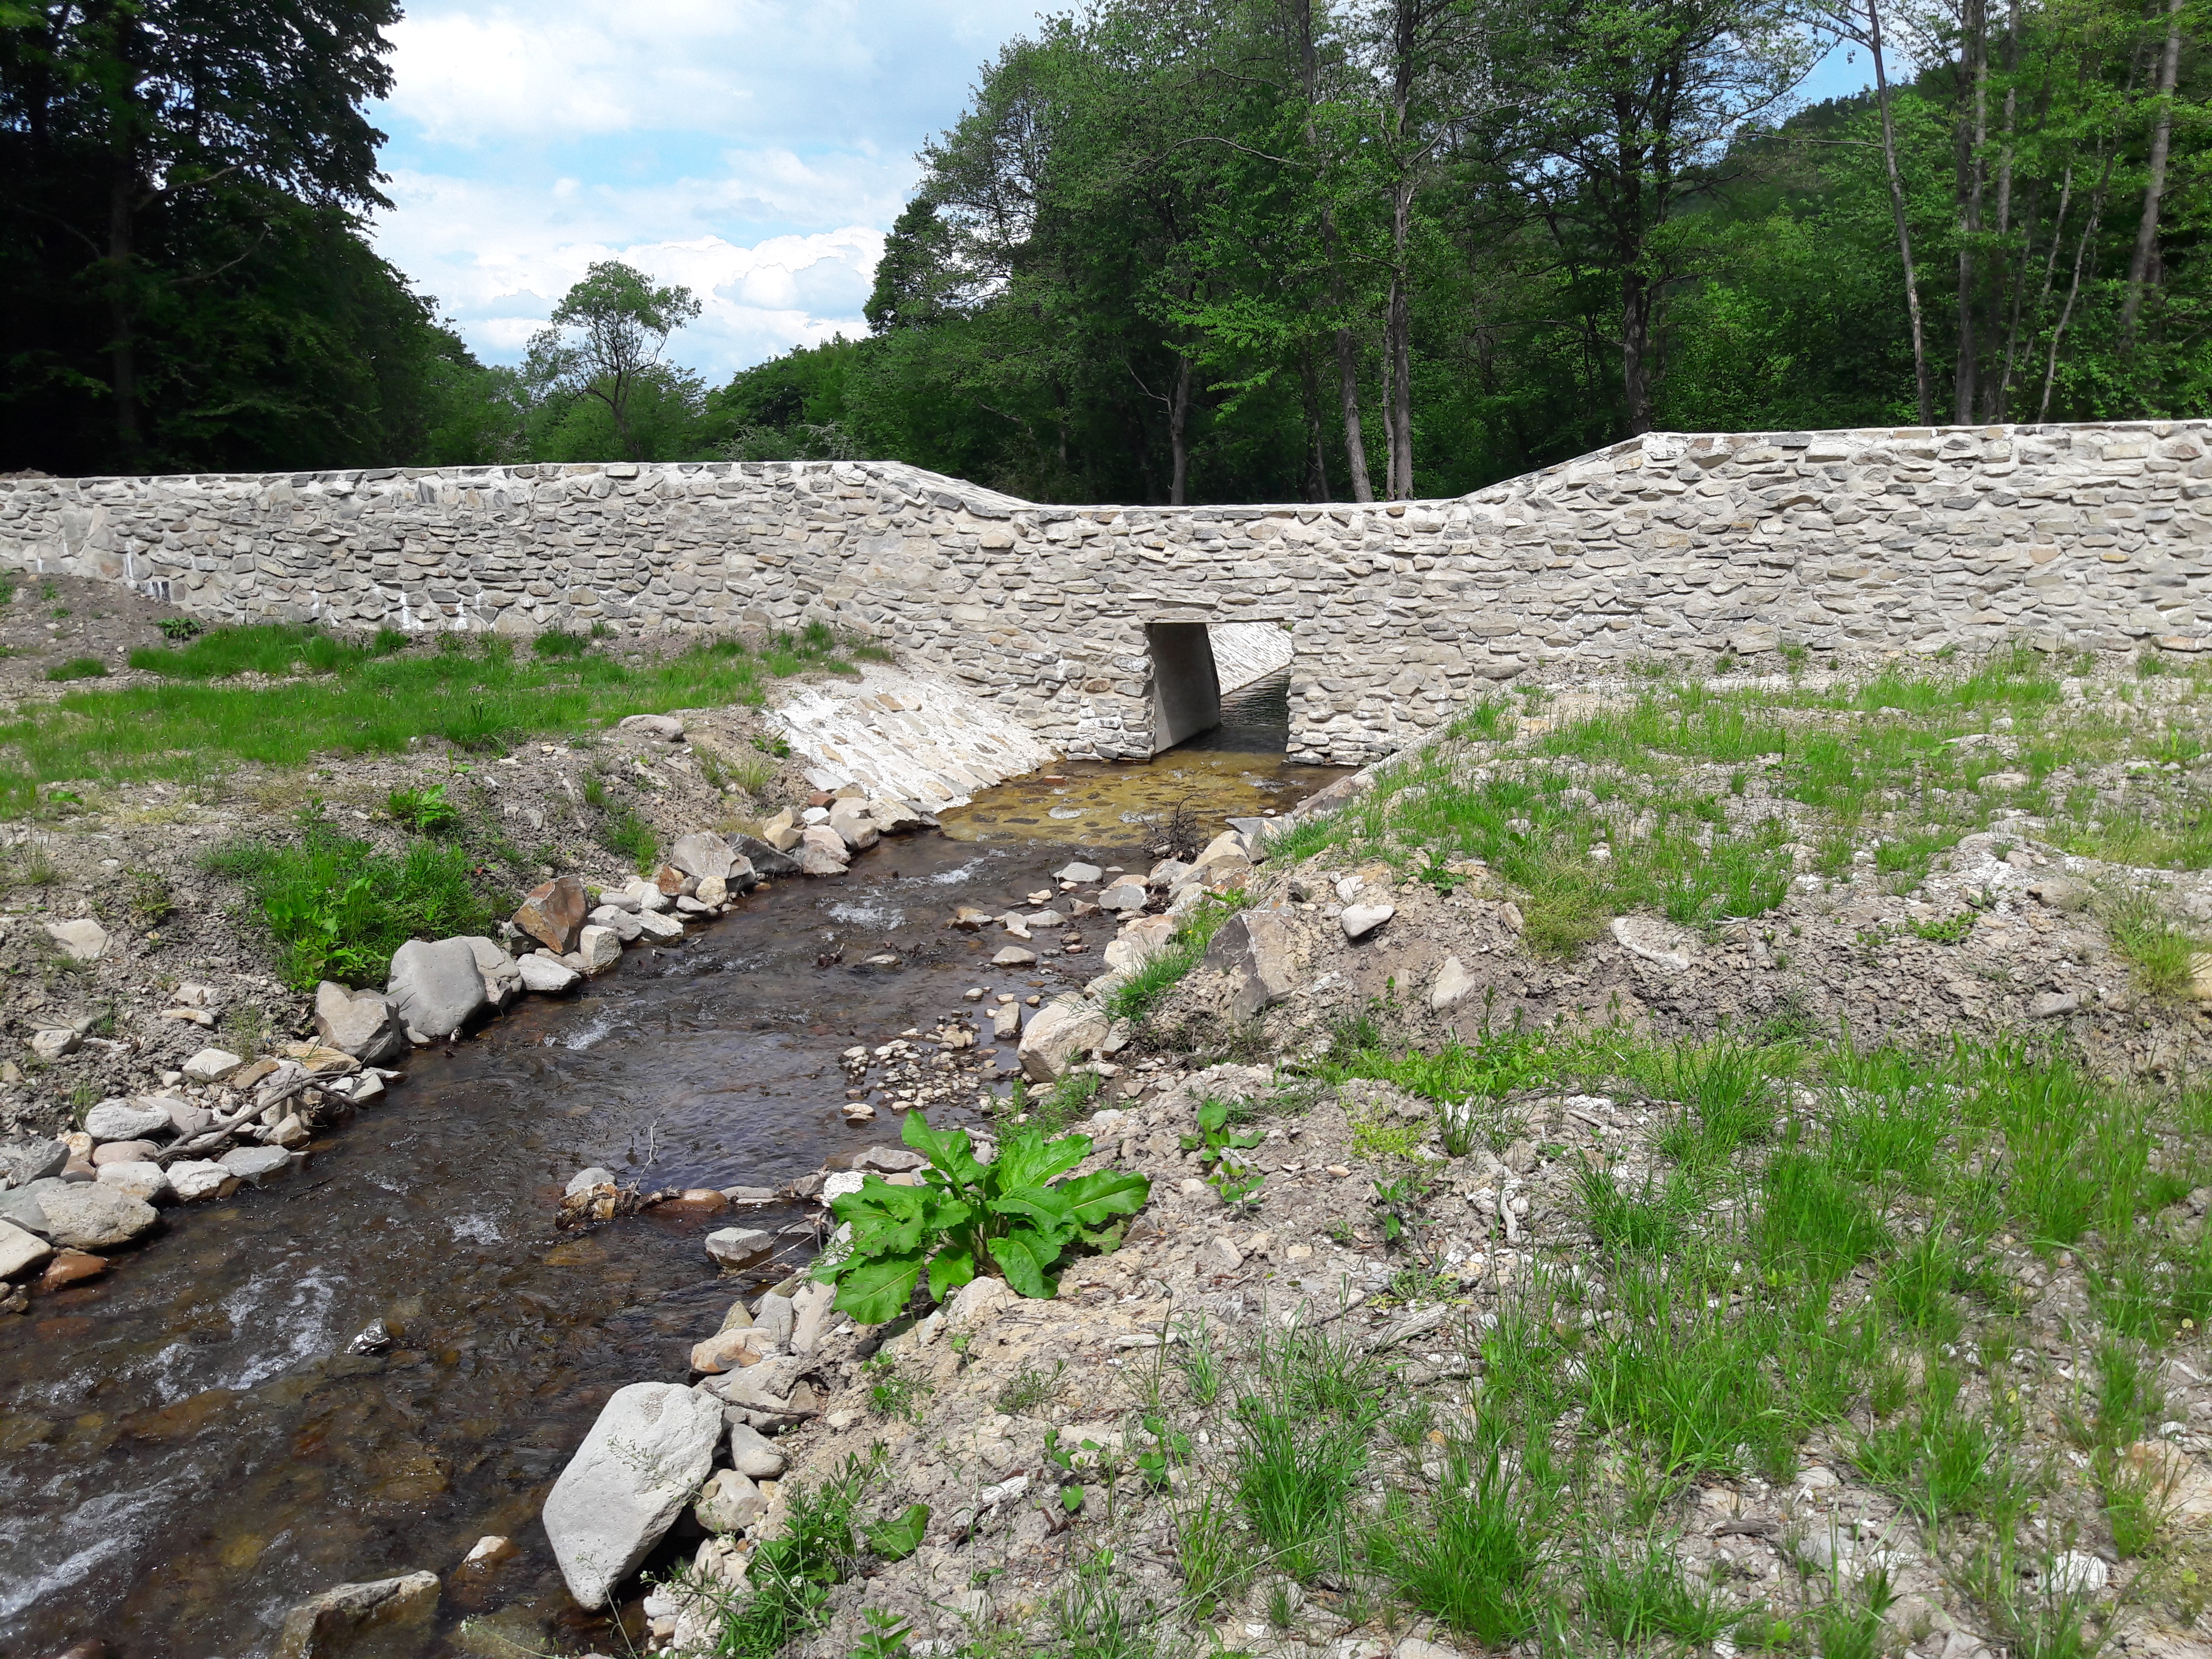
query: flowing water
0 669 1335 1659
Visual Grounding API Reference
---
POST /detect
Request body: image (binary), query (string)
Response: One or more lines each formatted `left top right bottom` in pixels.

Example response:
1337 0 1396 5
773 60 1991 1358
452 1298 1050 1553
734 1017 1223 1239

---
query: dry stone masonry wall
3 420 2207 766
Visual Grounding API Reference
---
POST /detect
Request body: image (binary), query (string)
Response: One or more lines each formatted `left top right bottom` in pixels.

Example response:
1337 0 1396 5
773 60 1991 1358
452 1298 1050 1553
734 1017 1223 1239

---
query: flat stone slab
35 1182 160 1251
220 1146 295 1185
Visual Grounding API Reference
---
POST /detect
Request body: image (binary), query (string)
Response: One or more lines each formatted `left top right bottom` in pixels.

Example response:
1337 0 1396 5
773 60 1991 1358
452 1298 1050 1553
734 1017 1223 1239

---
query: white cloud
384 0 1041 148
376 169 883 376
370 0 1043 375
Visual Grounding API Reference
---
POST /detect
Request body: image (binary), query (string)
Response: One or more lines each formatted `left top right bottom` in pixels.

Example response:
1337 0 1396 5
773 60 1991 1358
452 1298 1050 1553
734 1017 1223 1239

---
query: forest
1 0 2204 501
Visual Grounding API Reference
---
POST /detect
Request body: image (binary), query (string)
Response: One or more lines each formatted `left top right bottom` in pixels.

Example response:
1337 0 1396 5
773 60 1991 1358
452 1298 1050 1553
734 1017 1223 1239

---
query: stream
0 670 1339 1659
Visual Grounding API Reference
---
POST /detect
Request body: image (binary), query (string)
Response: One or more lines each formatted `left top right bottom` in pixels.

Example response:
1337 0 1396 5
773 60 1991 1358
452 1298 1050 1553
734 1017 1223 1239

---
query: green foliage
1367 1431 1554 1643
602 804 659 875
1908 912 1977 944
1104 893 1251 1023
156 616 203 641
1181 1096 1265 1205
705 1454 872 1659
205 812 492 990
385 782 458 834
862 1505 930 1563
811 1109 1151 1323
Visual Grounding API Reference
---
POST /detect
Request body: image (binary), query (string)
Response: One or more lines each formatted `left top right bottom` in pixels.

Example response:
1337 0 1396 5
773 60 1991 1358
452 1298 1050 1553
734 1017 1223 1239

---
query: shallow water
0 675 1340 1659
939 671 1339 845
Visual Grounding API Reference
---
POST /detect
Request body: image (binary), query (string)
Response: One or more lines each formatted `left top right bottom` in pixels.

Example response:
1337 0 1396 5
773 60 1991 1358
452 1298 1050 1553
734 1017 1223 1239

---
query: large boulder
825 799 880 851
1019 999 1111 1083
273 1570 439 1659
727 834 799 878
511 876 588 954
796 828 850 877
668 833 736 883
518 954 580 994
85 1098 172 1143
459 937 524 1008
385 938 490 1040
543 1382 723 1609
0 1138 69 1188
0 1219 53 1280
35 1181 160 1251
1202 905 1301 1020
313 983 407 1063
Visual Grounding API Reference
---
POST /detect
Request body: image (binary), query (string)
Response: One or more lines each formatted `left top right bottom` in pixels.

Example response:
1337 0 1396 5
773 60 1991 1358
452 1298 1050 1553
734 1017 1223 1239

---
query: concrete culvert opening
1145 623 1222 754
1146 621 1298 757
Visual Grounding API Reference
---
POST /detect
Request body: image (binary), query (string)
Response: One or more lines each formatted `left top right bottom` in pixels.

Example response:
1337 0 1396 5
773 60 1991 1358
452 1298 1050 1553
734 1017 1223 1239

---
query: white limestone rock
543 1382 723 1609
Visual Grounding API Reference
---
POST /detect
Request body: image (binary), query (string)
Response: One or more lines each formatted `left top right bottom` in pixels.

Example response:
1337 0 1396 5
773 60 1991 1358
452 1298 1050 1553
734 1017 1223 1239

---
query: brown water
0 669 1338 1659
938 671 1340 844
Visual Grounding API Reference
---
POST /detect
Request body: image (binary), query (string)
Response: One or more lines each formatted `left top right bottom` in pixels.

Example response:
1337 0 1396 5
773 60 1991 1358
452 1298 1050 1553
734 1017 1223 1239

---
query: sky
367 1 1879 388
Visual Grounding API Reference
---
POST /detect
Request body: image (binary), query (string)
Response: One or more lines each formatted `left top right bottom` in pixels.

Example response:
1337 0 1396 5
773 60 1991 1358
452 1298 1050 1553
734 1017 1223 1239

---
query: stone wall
3 420 2207 766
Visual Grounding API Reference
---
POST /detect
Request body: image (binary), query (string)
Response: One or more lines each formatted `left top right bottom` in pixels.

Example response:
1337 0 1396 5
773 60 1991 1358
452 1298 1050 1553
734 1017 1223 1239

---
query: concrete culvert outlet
1145 622 1221 753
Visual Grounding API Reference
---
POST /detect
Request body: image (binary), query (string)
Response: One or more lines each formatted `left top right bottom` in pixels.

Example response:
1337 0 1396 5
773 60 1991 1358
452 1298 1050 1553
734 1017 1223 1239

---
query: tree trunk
2039 152 2116 419
106 150 141 463
1387 181 1415 497
1621 266 1655 435
1299 350 1330 502
1867 0 1933 424
1168 354 1192 506
1981 0 2022 420
1953 0 1989 424
2121 0 2185 346
1335 325 1374 503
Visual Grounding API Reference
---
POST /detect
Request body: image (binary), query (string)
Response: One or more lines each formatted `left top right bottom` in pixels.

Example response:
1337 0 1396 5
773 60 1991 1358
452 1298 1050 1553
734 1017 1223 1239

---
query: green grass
1367 1431 1554 1643
45 656 108 681
1104 892 1251 1023
0 622 865 818
694 1452 875 1659
2105 888 2204 998
203 812 495 989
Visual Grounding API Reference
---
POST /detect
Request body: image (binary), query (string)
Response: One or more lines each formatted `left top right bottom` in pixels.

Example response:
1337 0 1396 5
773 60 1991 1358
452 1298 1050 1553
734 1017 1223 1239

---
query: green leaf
829 1249 927 1324
902 1110 988 1189
1058 1168 1152 1230
1060 1484 1084 1514
928 1244 977 1302
864 1504 931 1562
990 1183 1077 1236
829 1177 938 1256
993 1123 1091 1190
989 1227 1063 1298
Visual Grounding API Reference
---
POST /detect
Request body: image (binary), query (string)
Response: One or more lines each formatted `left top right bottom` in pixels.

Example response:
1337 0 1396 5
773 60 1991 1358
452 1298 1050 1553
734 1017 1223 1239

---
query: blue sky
368 2 1879 385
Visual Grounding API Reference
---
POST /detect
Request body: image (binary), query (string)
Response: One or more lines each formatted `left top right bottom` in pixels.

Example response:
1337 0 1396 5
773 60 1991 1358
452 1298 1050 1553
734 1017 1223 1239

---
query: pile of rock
756 789 929 877
541 1270 826 1633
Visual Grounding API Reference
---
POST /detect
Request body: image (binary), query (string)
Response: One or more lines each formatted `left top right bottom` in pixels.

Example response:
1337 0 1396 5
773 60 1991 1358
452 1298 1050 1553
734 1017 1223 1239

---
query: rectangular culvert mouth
1145 622 1222 754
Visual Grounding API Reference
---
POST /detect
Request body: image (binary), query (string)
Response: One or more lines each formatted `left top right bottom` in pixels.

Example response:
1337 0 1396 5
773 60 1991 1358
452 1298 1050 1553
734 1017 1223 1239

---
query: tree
525 262 702 463
1 0 401 466
1500 0 1812 433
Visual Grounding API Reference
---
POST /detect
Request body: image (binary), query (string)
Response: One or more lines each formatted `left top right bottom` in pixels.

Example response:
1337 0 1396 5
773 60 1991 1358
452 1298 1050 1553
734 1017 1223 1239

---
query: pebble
1341 903 1395 939
705 1228 774 1269
84 1100 172 1142
994 947 1038 967
182 1048 245 1084
567 1167 616 1197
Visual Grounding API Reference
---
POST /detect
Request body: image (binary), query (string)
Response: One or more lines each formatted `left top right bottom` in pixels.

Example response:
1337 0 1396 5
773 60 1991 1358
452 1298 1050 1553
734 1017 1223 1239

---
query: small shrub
1908 912 1976 944
812 1111 1151 1321
205 817 492 990
386 782 460 834
156 615 203 641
